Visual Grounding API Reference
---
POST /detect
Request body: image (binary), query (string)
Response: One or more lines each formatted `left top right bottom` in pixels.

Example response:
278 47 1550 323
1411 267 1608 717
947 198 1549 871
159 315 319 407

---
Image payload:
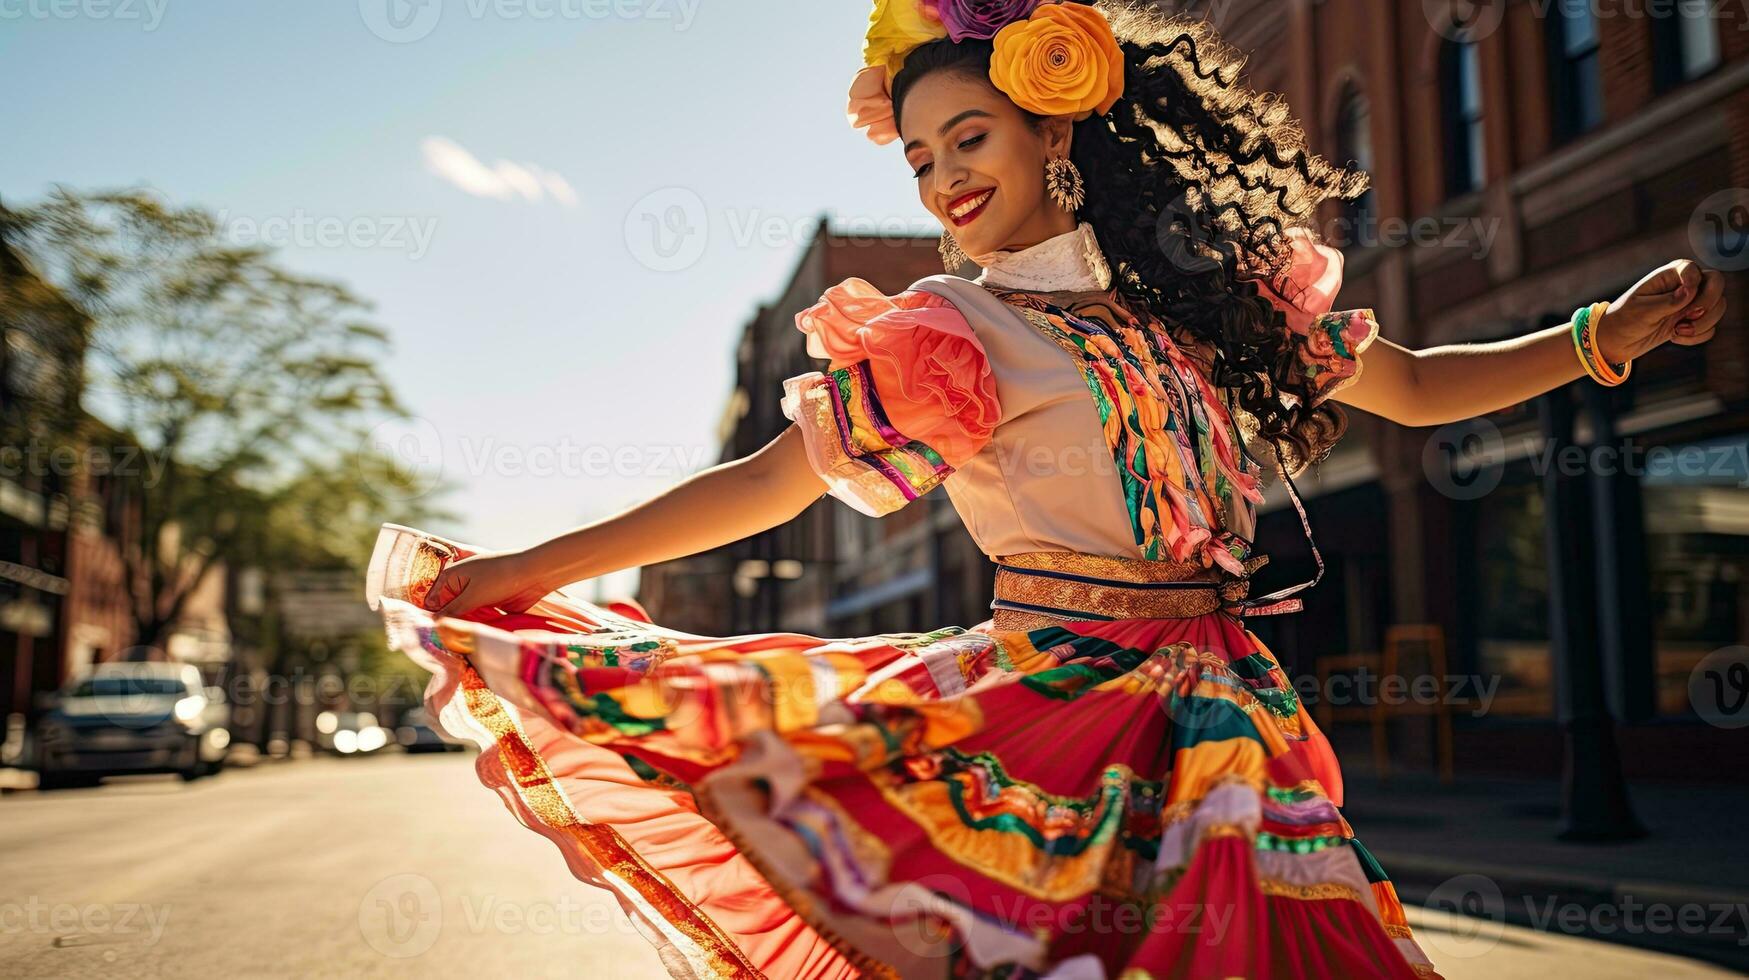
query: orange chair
1315 624 1454 784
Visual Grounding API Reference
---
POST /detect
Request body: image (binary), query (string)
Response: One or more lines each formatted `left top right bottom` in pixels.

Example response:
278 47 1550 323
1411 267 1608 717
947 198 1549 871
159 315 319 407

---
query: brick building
0 234 145 750
650 0 1747 784
1185 0 1749 782
638 220 997 637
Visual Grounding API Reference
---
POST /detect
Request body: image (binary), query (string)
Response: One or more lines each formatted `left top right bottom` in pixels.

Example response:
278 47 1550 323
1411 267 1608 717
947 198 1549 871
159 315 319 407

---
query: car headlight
173 696 206 725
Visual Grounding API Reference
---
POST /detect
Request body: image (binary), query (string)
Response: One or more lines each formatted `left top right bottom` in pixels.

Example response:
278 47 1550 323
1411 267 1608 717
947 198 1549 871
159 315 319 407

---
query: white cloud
531 165 579 208
420 136 579 207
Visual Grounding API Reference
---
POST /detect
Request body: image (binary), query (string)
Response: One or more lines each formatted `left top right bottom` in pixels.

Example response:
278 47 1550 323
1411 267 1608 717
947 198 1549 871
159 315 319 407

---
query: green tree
1 187 431 651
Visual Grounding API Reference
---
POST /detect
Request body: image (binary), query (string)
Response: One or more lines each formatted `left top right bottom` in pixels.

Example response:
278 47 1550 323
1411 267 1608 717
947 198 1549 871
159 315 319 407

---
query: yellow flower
989 2 1124 119
862 0 948 80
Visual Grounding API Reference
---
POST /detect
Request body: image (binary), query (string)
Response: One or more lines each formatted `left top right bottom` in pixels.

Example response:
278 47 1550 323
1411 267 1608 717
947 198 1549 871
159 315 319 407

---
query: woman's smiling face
897 71 1076 260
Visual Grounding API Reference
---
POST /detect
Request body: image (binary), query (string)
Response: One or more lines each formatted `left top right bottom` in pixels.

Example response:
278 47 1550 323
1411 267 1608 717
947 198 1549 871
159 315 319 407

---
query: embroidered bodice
780 221 1380 577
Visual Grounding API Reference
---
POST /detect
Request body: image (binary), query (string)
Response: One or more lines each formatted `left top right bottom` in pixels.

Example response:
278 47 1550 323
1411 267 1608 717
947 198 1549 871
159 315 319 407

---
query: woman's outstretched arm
1334 259 1727 427
422 423 827 617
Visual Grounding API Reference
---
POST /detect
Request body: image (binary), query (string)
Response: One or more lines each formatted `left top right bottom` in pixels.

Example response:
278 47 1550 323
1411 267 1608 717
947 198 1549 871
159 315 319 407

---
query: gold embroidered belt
989 550 1292 631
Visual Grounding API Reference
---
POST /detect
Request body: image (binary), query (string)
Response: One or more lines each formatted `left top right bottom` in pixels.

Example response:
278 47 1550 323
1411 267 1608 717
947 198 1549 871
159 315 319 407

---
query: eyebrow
902 109 995 153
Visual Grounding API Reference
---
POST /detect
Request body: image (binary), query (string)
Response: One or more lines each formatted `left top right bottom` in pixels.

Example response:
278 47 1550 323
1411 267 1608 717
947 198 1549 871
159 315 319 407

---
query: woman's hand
1599 259 1728 364
422 549 553 618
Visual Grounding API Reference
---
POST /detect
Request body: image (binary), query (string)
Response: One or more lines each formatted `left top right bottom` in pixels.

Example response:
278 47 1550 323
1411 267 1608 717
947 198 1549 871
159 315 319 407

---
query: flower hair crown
848 0 1125 145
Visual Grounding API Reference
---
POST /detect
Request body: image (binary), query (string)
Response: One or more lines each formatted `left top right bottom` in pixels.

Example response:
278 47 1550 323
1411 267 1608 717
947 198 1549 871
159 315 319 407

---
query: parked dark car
396 706 466 753
35 663 230 789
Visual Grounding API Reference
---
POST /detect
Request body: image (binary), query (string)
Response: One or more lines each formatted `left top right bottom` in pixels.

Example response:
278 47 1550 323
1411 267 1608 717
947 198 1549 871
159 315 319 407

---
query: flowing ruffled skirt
365 523 1443 979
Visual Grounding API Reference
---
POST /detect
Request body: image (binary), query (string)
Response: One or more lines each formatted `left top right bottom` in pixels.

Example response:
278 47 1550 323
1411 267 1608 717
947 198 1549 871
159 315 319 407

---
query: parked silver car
35 663 230 789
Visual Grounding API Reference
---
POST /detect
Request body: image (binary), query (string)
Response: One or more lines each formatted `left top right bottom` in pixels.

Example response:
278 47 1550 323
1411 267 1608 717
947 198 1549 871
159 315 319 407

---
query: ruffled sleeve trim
1254 227 1380 408
1298 309 1380 408
783 277 1001 517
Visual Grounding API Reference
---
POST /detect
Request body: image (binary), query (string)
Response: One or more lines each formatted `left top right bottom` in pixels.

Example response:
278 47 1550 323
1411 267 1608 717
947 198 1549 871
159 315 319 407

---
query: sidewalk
1341 765 1749 971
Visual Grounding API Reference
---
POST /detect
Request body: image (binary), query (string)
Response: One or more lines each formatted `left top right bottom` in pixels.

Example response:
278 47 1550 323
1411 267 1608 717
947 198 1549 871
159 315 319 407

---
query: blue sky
1 0 938 598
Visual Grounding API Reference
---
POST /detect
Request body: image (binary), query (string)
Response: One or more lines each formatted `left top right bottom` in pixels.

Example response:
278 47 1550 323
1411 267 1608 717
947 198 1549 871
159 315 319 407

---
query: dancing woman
365 2 1726 977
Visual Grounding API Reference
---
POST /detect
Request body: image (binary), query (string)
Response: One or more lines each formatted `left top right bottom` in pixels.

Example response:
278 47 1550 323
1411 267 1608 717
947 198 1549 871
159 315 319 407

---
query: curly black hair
890 1 1370 474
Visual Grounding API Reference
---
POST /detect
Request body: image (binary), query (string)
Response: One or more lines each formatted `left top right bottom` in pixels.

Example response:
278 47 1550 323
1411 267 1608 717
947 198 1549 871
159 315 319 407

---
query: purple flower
929 0 1041 42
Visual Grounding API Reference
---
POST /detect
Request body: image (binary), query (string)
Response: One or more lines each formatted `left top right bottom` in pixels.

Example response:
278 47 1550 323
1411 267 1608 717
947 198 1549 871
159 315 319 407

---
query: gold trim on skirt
989 550 1268 630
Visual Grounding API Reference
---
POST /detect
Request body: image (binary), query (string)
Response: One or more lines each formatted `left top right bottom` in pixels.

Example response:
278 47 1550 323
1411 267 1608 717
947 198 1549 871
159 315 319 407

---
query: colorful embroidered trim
450 657 764 979
994 290 1265 573
780 364 955 517
1298 307 1381 408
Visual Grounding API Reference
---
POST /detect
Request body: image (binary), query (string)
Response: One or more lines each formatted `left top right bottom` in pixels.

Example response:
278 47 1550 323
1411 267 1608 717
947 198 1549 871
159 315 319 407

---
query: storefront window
1467 466 1554 716
1641 433 1749 716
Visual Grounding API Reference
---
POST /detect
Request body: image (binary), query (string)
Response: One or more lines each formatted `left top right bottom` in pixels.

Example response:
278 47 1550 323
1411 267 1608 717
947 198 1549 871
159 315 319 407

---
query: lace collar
974 221 1112 293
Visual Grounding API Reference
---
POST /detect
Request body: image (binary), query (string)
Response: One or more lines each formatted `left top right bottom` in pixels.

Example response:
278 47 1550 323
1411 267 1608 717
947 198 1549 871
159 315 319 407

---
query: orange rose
988 2 1124 119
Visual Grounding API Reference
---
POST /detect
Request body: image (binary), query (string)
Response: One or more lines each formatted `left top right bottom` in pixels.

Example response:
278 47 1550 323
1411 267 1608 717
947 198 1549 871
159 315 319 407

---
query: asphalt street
0 754 1735 979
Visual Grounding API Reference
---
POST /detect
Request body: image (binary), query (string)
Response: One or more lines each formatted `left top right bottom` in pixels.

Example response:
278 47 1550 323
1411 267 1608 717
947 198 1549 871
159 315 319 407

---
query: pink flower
847 66 899 146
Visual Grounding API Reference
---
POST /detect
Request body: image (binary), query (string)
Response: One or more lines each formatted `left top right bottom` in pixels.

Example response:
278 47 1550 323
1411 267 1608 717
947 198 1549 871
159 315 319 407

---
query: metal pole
1538 381 1646 841
1580 381 1656 723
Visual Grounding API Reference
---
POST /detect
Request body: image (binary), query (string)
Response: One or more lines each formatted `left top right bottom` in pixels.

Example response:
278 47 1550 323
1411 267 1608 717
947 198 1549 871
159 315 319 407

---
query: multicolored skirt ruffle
366 523 1443 979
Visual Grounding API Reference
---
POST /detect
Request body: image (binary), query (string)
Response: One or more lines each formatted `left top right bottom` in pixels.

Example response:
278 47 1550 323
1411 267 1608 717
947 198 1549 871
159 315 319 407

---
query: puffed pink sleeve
780 277 1001 517
1255 227 1381 409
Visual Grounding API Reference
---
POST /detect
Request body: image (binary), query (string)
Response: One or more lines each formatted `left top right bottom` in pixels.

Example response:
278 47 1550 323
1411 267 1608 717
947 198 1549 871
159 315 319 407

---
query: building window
1335 85 1376 242
1652 0 1721 93
1641 433 1749 717
1461 463 1555 717
1548 0 1603 142
1440 35 1485 198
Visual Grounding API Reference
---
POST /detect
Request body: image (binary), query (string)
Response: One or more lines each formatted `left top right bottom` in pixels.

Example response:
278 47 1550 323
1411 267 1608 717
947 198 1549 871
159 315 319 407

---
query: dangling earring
1044 156 1086 213
939 231 968 272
